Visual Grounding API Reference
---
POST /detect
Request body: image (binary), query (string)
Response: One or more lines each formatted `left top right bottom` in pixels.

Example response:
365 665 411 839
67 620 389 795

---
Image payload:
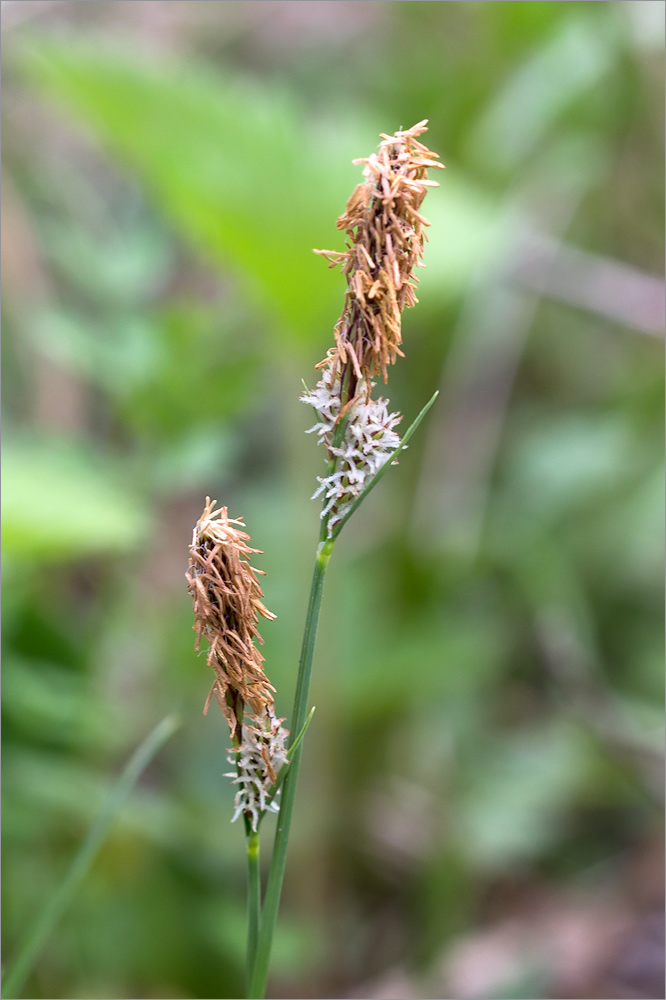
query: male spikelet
314 119 443 399
186 498 277 740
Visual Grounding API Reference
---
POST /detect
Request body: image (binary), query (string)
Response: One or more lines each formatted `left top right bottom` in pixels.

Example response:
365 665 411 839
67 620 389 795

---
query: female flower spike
224 710 290 832
301 367 402 536
186 498 277 740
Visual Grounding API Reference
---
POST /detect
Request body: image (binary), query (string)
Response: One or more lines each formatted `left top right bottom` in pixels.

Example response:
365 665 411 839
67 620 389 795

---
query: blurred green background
2 2 664 998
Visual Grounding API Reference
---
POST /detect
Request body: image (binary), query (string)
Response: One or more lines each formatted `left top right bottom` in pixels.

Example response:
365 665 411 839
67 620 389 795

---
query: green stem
246 829 261 989
1 715 180 1000
247 538 333 998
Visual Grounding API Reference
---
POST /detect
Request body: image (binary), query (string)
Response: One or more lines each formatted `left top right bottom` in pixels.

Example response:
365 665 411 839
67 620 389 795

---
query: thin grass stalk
247 537 333 998
245 827 261 987
1 715 180 1000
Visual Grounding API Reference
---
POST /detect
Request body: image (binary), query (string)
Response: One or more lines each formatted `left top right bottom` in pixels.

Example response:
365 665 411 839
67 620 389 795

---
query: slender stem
247 539 333 998
1 715 180 1000
246 829 261 989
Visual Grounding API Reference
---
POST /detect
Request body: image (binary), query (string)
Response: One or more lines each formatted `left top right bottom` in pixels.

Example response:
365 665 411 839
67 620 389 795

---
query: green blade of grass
1 714 180 1000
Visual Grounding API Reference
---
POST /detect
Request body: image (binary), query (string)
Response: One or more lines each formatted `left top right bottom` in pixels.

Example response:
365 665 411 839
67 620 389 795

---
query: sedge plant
186 120 442 999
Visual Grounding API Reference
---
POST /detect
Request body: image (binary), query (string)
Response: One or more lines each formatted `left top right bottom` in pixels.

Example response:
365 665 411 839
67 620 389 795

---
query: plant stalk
247 538 333 998
246 828 261 989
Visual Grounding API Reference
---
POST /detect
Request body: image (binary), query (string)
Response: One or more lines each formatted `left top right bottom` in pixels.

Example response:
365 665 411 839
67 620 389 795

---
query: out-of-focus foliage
2 3 663 999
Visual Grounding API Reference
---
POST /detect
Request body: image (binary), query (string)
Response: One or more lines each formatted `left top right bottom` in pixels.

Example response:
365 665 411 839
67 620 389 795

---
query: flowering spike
305 123 440 533
186 498 277 739
301 368 402 536
314 119 443 395
225 708 290 832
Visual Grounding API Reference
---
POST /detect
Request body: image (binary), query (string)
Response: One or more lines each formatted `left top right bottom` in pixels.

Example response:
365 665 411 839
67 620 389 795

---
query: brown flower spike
186 498 276 740
315 120 443 399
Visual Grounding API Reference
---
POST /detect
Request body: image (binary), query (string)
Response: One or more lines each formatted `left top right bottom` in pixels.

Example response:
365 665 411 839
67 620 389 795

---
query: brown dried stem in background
186 498 276 740
314 119 443 401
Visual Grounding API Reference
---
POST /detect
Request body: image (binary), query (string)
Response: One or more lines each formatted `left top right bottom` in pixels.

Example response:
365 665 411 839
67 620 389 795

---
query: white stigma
224 709 290 831
301 367 402 536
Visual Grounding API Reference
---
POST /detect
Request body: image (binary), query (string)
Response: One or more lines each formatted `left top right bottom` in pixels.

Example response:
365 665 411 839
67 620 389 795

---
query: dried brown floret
186 498 276 740
314 120 443 399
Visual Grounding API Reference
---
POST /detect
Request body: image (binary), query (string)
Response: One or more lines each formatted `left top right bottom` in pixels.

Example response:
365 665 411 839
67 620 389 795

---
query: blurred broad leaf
39 216 171 305
16 40 352 343
2 439 148 561
3 656 115 751
29 302 262 449
16 40 507 343
467 13 617 170
460 722 601 869
502 413 645 521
